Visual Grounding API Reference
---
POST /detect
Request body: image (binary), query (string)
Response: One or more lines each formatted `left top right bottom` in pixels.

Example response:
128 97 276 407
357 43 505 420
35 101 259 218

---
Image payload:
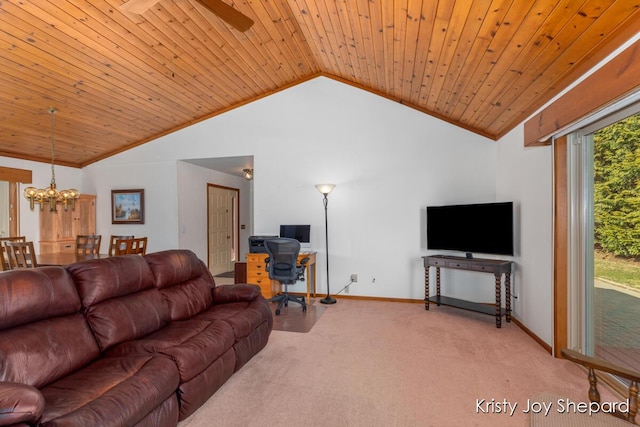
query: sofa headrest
0 267 80 331
144 250 213 289
65 255 155 307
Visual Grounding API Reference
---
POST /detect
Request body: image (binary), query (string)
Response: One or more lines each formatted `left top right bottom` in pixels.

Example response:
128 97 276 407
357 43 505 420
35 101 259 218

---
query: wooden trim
9 182 17 237
524 40 640 146
0 166 32 183
553 136 569 357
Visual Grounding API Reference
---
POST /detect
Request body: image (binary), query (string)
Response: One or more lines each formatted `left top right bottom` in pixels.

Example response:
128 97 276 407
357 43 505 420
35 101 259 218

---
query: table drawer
427 258 447 267
471 264 494 273
446 260 470 269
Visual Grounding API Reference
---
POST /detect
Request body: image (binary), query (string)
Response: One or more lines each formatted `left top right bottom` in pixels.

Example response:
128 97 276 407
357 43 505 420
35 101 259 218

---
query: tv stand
422 255 513 328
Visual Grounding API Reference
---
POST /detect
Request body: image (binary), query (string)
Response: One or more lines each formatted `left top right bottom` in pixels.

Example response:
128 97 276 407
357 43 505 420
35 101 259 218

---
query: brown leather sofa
0 249 272 427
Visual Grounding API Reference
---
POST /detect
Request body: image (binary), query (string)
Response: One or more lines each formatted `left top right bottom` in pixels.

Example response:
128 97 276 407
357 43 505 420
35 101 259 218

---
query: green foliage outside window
593 113 640 258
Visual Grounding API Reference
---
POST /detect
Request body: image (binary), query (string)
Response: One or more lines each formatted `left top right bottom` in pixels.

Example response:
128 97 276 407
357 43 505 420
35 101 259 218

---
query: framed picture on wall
111 189 145 224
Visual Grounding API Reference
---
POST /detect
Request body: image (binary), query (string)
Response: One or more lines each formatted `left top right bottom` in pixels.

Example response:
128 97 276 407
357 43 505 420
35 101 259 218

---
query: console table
422 255 513 328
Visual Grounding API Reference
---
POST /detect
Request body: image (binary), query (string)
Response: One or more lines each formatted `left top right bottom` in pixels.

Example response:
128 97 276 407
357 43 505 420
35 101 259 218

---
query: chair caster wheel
275 309 281 315
302 306 307 312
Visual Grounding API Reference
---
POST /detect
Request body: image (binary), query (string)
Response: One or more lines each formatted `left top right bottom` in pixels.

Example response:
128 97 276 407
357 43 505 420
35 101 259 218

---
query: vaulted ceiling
1 0 639 168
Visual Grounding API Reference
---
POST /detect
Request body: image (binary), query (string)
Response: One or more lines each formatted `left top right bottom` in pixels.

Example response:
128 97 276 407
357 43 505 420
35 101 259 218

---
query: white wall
82 161 179 253
85 77 500 301
496 127 554 344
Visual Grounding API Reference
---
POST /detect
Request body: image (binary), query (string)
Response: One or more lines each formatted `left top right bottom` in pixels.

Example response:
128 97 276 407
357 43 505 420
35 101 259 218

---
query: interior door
207 184 239 276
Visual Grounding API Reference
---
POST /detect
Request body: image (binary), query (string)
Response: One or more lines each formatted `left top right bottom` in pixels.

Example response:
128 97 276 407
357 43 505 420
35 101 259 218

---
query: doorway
207 184 240 276
0 166 32 237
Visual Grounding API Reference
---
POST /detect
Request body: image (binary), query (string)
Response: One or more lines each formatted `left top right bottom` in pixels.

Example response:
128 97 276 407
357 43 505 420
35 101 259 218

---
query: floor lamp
315 184 336 305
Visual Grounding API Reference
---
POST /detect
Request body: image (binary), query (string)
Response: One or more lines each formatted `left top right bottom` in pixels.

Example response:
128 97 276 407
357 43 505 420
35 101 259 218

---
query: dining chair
76 234 102 255
114 237 147 255
109 235 134 256
0 237 26 271
4 241 38 269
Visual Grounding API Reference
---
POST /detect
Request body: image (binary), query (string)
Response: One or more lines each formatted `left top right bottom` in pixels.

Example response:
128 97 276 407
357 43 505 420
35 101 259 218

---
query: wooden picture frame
111 189 145 224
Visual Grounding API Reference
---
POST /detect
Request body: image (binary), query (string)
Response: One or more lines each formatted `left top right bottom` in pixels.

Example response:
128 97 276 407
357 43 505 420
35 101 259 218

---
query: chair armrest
0 382 45 426
299 257 310 267
212 284 262 304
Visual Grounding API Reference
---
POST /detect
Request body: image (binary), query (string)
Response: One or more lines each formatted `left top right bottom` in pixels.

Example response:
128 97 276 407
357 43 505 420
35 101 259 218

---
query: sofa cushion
0 267 81 331
105 319 235 383
0 382 45 426
39 355 180 427
0 268 100 388
85 288 170 352
66 256 171 352
145 250 214 321
0 314 101 388
196 298 272 341
66 255 156 307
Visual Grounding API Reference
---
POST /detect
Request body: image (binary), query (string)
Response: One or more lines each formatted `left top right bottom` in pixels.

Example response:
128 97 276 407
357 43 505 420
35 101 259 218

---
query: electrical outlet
350 274 358 282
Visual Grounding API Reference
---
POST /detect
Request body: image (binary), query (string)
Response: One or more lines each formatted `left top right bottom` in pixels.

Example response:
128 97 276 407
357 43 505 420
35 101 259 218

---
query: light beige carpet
178 299 623 427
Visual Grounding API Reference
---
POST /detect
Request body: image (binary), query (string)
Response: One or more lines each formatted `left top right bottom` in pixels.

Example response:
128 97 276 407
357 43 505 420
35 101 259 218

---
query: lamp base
320 295 337 305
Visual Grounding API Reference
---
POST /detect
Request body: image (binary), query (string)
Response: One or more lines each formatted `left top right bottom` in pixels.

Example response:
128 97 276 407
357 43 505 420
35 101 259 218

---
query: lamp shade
315 184 336 195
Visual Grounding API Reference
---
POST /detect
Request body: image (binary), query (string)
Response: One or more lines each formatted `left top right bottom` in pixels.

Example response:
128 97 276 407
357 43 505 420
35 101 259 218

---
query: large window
567 106 640 374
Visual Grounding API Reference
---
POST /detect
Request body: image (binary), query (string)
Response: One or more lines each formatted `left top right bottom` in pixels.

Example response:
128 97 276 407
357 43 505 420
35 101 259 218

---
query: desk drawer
247 254 266 263
247 273 268 283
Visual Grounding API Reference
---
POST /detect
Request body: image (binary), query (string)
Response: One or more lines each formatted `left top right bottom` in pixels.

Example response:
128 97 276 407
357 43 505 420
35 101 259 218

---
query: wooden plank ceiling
1 0 639 168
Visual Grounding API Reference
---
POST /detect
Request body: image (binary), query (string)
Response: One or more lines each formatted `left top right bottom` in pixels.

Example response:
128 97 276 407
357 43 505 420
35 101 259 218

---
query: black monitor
279 224 311 244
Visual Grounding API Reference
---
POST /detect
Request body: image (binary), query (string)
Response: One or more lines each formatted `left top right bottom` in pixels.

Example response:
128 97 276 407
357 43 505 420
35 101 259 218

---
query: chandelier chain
50 107 56 186
23 106 79 212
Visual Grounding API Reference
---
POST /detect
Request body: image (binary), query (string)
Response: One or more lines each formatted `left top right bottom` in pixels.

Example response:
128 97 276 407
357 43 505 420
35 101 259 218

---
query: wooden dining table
37 252 110 267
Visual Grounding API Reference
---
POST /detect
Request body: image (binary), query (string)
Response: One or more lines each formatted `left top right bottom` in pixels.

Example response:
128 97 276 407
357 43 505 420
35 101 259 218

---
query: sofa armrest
0 382 45 426
213 284 262 304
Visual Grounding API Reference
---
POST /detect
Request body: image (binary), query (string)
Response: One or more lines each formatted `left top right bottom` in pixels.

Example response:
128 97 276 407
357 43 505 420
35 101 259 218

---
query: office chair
265 238 309 315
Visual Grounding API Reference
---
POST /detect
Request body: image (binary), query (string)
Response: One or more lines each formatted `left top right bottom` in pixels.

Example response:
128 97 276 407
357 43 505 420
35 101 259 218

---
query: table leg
436 267 441 306
424 267 430 310
494 274 502 328
505 273 512 323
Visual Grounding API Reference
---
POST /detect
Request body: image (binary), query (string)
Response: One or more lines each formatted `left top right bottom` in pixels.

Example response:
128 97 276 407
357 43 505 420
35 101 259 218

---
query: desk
38 252 109 266
246 252 317 303
422 255 513 328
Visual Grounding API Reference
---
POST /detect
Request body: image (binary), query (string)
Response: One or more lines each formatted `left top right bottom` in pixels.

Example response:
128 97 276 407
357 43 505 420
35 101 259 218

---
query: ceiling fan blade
195 0 254 32
121 0 161 14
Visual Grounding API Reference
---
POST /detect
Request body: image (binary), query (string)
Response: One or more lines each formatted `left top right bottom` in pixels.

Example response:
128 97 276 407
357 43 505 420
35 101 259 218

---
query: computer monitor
279 224 311 248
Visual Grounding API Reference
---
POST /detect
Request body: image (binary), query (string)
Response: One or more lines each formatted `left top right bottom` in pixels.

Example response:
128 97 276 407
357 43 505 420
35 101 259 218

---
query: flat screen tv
279 224 311 245
426 202 514 256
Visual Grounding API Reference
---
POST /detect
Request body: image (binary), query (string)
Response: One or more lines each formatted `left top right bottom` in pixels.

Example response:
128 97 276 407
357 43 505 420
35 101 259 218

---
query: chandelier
24 107 80 212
